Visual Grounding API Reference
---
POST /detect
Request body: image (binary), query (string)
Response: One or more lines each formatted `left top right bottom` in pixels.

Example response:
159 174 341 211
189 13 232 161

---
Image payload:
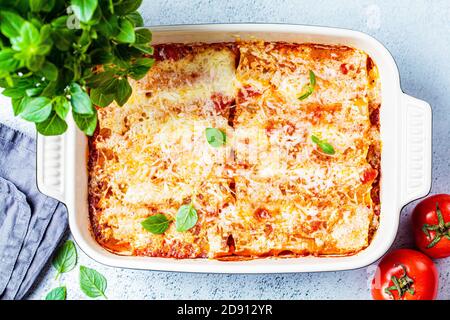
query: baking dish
36 24 432 273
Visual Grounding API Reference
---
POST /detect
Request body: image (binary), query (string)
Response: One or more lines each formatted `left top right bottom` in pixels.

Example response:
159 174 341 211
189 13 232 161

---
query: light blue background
20 0 450 299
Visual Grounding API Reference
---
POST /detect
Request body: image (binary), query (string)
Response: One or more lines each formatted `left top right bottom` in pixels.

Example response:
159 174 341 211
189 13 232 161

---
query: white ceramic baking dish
36 24 432 273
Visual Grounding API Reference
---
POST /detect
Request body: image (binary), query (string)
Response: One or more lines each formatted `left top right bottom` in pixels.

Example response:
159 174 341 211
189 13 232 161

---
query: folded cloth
0 124 68 300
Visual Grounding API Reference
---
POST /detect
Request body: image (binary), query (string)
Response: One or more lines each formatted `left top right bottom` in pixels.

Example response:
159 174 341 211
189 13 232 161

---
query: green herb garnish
52 240 77 279
79 265 107 299
176 203 198 232
205 128 226 147
45 286 67 300
141 214 170 234
311 134 335 155
0 0 153 136
298 70 316 100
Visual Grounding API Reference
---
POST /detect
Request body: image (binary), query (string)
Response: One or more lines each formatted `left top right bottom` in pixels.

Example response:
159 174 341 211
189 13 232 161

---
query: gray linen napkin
0 123 68 300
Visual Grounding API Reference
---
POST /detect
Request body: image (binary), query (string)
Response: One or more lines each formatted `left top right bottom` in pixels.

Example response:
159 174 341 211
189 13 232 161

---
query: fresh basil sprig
79 265 107 299
205 128 226 147
0 0 153 136
141 213 170 234
45 286 67 300
52 240 77 279
176 203 198 232
311 134 335 155
298 70 316 100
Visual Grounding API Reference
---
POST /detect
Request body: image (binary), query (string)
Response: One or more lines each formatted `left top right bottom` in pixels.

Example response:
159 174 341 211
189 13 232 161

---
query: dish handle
399 93 432 207
37 133 66 203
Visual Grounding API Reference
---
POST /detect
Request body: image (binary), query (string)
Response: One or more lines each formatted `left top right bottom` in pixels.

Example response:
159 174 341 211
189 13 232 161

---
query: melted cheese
89 42 381 258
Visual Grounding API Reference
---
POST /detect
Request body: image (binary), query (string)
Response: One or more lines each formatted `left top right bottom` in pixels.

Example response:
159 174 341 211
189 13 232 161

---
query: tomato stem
422 202 450 248
384 265 415 299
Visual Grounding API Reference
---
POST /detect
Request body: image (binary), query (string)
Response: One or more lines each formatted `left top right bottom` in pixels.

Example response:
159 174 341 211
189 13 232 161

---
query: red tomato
412 194 450 259
371 249 438 300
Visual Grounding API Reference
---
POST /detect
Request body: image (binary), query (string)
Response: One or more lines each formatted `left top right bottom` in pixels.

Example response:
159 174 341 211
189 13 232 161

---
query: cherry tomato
371 249 438 300
412 194 450 259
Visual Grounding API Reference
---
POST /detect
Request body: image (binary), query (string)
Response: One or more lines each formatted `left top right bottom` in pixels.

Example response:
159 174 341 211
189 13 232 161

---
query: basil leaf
2 87 26 98
114 0 143 15
12 96 30 116
0 11 26 38
19 96 52 122
41 61 58 81
114 19 135 43
126 12 144 27
86 71 116 88
298 70 316 101
25 87 43 97
97 15 118 37
72 110 97 136
70 82 94 115
45 286 66 300
311 135 335 155
132 43 154 55
135 28 152 44
54 96 70 119
52 240 77 277
0 49 21 72
90 88 114 107
141 214 170 234
115 78 132 106
205 128 226 147
71 0 99 23
30 0 46 12
79 265 107 299
128 58 154 80
176 204 198 232
11 22 40 52
36 112 68 135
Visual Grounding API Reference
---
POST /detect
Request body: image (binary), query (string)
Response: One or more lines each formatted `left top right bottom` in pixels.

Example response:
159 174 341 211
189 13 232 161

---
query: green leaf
97 15 118 37
134 28 152 44
298 70 316 101
12 96 30 116
114 19 135 43
90 88 114 107
0 49 21 71
19 96 52 122
41 61 58 81
72 110 97 136
90 48 114 64
30 0 46 12
2 87 25 99
52 240 77 277
128 58 154 80
132 43 154 55
141 214 170 234
45 286 66 300
79 266 107 299
115 78 132 106
205 128 226 147
114 0 143 15
51 29 73 51
36 112 68 135
176 204 198 232
54 96 70 119
86 70 116 88
0 11 26 38
26 87 43 97
70 82 93 115
311 135 335 155
70 0 99 23
10 22 40 52
126 12 144 27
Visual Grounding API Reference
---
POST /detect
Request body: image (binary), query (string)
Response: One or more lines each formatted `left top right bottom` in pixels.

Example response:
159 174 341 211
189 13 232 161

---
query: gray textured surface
1 0 449 300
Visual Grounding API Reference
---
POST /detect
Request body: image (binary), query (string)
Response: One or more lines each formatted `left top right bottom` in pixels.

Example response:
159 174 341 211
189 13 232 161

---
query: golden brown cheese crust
88 41 381 259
